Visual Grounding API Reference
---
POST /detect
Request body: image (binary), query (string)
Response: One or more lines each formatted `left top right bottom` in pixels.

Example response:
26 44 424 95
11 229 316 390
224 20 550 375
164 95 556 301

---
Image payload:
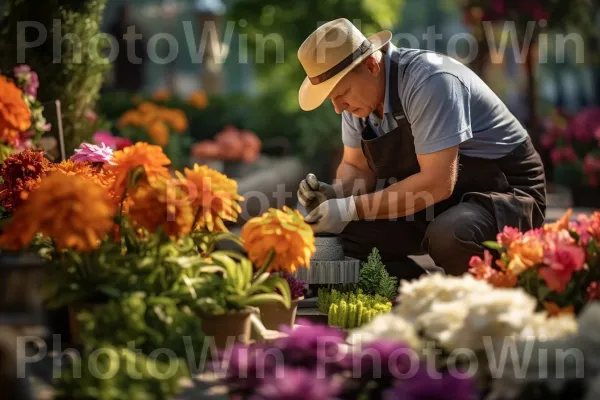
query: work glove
297 173 337 213
304 196 359 234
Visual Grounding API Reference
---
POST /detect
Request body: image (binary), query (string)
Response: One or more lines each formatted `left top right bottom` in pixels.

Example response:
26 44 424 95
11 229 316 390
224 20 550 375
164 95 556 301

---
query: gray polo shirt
342 44 528 159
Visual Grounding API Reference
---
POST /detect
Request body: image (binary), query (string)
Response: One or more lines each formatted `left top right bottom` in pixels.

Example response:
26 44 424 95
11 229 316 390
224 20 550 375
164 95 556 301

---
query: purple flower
383 368 477 400
71 142 114 165
251 367 342 400
354 339 418 382
276 320 350 372
13 65 39 97
215 344 278 394
279 274 305 300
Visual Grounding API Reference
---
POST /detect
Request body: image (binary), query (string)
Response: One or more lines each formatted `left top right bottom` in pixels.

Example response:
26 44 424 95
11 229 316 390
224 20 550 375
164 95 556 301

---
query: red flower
0 149 52 212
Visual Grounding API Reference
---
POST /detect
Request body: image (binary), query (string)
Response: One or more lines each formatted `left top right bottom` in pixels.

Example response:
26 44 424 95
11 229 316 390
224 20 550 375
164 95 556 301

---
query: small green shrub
358 247 399 300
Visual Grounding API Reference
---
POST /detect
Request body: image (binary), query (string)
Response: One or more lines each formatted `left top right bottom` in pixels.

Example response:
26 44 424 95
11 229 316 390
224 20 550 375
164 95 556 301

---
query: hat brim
298 30 393 112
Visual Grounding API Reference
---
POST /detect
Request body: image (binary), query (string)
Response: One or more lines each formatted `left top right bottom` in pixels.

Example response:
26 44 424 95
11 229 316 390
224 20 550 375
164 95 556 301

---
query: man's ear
364 55 381 76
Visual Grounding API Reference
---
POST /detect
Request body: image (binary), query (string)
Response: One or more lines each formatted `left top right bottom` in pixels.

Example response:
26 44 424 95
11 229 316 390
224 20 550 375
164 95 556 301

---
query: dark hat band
308 40 373 85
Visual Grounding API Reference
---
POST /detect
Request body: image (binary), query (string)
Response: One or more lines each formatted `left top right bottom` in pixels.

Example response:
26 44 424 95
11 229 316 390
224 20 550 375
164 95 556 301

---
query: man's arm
333 146 376 197
354 145 458 220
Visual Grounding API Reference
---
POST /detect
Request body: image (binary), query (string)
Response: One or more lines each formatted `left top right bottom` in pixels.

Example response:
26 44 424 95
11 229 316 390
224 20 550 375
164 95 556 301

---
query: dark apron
358 49 546 237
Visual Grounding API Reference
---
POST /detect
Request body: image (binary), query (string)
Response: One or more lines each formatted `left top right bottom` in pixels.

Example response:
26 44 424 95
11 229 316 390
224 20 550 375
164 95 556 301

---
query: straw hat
297 18 392 111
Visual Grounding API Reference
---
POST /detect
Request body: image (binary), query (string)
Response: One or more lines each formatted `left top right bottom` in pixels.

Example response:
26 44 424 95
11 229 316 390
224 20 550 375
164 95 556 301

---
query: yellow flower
188 90 208 110
544 208 572 233
241 206 316 273
181 164 243 232
152 88 170 102
0 171 115 251
128 175 194 239
543 302 575 318
105 142 171 198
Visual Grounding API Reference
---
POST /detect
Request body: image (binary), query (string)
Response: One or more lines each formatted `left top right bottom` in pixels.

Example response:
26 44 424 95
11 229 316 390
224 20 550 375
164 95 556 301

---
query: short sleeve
405 72 472 154
341 111 362 148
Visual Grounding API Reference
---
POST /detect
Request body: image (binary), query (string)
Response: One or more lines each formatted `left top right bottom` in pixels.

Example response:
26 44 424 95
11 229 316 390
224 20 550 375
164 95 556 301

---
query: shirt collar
383 44 393 114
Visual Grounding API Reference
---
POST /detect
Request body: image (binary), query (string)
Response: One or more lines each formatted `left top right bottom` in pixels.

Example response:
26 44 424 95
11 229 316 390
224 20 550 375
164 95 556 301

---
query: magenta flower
276 320 349 372
496 226 522 248
71 142 114 165
92 130 132 150
583 155 600 187
13 65 39 97
383 367 477 400
353 339 417 382
251 367 342 400
218 344 277 394
550 147 578 165
569 107 600 143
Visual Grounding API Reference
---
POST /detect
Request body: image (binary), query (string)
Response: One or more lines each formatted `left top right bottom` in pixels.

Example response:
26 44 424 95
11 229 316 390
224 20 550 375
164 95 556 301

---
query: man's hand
297 173 337 213
304 196 359 234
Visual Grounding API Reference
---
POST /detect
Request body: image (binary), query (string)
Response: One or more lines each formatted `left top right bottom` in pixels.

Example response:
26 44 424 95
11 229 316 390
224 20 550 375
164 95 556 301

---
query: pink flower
569 107 600 143
550 147 578 165
540 134 555 149
13 64 39 97
540 231 586 293
497 226 522 248
583 155 600 187
587 282 600 303
71 142 115 165
86 110 98 123
92 131 132 151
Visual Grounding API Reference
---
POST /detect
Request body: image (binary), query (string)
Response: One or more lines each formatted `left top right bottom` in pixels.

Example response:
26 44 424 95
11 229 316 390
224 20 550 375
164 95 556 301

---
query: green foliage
320 287 392 329
0 0 111 155
53 343 189 400
358 248 399 300
227 0 405 107
192 250 292 315
77 292 205 361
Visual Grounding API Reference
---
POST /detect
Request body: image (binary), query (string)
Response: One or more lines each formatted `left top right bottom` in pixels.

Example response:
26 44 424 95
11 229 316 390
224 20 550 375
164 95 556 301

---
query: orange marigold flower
544 208 572 232
188 90 208 110
0 149 51 212
543 301 575 318
55 160 113 188
162 109 188 133
147 120 170 146
0 75 31 146
241 206 316 274
180 164 243 232
0 171 115 251
506 233 544 275
104 142 171 197
152 88 171 102
127 175 194 239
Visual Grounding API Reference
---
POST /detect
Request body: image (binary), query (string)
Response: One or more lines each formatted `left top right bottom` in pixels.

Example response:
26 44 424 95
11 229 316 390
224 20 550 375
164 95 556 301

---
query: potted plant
257 273 306 331
192 250 292 349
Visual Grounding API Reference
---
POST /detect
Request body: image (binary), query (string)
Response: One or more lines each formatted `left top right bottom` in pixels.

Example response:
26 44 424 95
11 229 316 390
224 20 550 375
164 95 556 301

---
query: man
296 19 546 277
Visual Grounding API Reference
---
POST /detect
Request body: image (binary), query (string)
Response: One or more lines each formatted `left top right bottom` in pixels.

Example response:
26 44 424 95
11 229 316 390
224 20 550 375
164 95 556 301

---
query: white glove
304 196 359 234
297 173 337 213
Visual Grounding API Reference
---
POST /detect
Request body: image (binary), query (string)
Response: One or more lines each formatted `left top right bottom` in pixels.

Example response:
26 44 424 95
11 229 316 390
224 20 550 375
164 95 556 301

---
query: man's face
328 56 383 118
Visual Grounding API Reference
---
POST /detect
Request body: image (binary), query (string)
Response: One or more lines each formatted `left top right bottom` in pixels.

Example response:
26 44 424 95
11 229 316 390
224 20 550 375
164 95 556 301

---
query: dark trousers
341 139 546 279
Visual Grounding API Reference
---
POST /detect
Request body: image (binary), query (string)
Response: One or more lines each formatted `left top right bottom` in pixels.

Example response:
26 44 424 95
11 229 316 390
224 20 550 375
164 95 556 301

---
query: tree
0 0 110 156
227 0 405 111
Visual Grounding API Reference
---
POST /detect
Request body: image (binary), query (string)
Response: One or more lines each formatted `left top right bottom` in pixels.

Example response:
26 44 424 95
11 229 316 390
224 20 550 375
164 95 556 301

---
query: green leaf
242 293 288 307
246 272 271 295
97 285 121 298
482 241 504 251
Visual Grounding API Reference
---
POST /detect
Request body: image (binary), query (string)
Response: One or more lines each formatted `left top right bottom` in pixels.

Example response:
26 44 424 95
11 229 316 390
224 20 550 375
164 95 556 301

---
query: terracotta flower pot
257 297 303 331
198 309 254 349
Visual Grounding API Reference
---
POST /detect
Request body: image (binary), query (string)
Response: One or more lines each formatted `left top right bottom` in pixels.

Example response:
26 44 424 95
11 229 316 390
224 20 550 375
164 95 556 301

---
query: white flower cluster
348 274 578 353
